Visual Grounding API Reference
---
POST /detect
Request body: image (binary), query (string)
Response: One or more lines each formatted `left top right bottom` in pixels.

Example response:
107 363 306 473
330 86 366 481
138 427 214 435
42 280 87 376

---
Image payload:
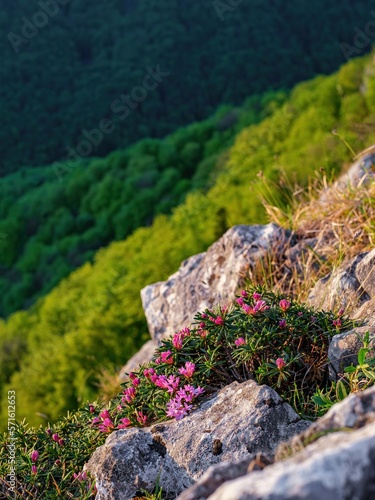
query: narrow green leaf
336 380 348 401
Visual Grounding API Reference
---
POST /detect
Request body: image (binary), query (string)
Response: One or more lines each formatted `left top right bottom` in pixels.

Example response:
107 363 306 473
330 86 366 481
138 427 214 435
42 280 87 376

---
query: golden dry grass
251 169 375 302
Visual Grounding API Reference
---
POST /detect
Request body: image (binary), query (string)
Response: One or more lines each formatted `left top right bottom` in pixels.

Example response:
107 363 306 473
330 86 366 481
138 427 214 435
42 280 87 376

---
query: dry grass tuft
251 171 375 303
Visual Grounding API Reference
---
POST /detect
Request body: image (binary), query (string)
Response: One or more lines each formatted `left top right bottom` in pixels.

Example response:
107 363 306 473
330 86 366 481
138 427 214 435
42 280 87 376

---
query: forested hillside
1 0 374 173
1 54 375 429
0 94 278 317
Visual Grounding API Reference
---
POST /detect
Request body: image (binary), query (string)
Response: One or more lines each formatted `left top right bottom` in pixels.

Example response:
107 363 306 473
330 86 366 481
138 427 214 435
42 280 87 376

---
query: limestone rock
141 224 290 344
328 326 375 378
308 250 374 312
86 380 308 499
208 387 375 500
334 146 375 190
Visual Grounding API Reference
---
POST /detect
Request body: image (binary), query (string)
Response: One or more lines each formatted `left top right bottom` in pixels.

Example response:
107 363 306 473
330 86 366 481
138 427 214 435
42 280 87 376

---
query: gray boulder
207 387 375 500
141 224 290 344
86 380 308 499
328 326 375 379
308 251 371 312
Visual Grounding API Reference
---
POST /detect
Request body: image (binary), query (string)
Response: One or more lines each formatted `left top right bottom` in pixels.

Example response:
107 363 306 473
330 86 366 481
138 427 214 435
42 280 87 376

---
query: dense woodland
1 0 374 173
1 53 375 428
0 95 276 317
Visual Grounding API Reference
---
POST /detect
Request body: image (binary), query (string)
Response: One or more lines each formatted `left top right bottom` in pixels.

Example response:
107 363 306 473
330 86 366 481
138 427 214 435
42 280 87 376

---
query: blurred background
1 0 375 428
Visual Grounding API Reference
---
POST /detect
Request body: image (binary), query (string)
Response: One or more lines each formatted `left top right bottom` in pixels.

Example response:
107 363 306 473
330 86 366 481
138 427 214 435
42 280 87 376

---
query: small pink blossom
118 418 131 429
338 308 345 316
235 337 246 346
215 316 224 325
52 433 60 442
73 471 88 482
155 374 180 394
91 417 101 425
99 409 111 420
55 460 61 466
297 311 303 316
178 362 196 378
279 319 287 329
198 329 208 337
276 358 286 370
58 438 65 446
333 318 342 328
123 387 136 403
46 428 52 436
279 299 291 312
30 450 39 463
31 465 37 475
242 290 249 298
144 368 155 379
252 292 262 300
199 322 206 328
166 399 193 420
129 372 137 380
160 350 174 364
236 297 244 306
136 411 147 426
89 404 95 413
201 313 208 319
132 377 141 387
98 418 114 433
253 300 269 313
172 332 184 350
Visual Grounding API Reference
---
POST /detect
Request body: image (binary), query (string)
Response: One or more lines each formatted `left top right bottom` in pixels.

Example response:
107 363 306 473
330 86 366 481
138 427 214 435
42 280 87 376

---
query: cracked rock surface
86 380 308 499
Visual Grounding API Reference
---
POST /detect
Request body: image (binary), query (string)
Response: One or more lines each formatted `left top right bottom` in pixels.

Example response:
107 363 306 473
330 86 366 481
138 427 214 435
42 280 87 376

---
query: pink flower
89 404 95 413
122 387 136 403
201 313 208 319
52 433 60 442
172 332 184 350
279 319 287 329
242 303 253 315
235 337 246 346
74 471 88 482
46 428 52 436
160 350 174 364
236 297 244 306
178 362 195 378
31 465 37 475
118 418 131 429
198 329 208 337
91 417 101 425
58 438 65 446
338 308 345 316
297 311 303 316
98 418 114 433
252 292 262 300
30 450 39 463
136 412 147 426
279 299 291 312
333 318 342 328
199 322 206 328
55 460 61 466
215 316 224 325
166 399 193 420
242 290 249 298
99 409 111 420
155 375 180 394
132 377 141 387
276 358 286 370
144 368 155 379
253 300 269 313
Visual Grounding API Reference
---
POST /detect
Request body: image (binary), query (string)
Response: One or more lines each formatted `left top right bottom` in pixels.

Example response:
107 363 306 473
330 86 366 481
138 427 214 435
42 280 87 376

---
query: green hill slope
2 54 375 427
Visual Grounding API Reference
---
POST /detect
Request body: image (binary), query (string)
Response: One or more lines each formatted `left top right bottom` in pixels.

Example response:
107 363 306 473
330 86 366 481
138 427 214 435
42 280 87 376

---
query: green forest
1 0 374 174
1 52 375 429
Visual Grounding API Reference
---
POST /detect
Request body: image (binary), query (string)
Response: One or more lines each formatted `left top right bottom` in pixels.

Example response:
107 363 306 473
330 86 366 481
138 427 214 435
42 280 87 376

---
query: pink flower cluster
172 327 190 350
166 385 205 420
178 361 195 378
236 291 269 316
333 318 342 328
235 337 246 346
92 409 115 433
30 450 39 475
155 350 174 365
154 374 180 394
